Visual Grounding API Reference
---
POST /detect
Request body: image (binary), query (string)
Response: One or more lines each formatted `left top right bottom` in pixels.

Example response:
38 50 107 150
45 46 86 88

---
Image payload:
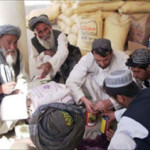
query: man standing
0 25 28 134
66 38 129 113
126 48 150 89
104 69 150 149
28 14 81 82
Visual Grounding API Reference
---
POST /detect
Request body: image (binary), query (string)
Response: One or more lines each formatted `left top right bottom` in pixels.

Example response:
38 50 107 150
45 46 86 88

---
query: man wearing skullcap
28 14 81 82
126 48 150 89
102 48 150 142
66 38 129 113
0 25 29 134
104 69 150 150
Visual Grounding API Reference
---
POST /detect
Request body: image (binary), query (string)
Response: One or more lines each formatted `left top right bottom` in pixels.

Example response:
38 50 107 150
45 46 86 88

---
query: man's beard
37 31 55 50
1 47 17 67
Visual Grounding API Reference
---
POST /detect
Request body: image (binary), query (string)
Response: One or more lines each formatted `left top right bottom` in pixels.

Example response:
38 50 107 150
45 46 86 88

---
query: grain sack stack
26 0 150 54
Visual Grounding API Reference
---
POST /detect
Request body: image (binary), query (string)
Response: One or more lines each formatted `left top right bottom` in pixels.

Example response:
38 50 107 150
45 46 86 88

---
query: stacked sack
26 0 150 55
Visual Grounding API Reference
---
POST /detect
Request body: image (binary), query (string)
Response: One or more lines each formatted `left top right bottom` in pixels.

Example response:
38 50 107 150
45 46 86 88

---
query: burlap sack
58 14 74 27
103 14 131 51
73 1 124 13
61 2 74 17
57 19 66 31
128 14 150 47
102 11 117 20
126 0 150 1
71 24 79 34
64 26 71 35
68 33 78 46
119 1 150 14
73 0 123 6
76 10 103 55
28 3 60 22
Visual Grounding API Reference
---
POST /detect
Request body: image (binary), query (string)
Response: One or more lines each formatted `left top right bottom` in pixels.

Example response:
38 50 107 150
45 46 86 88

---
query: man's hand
37 62 52 78
102 109 115 123
94 99 112 112
0 82 16 94
81 96 95 113
44 50 56 57
12 89 22 95
106 129 115 141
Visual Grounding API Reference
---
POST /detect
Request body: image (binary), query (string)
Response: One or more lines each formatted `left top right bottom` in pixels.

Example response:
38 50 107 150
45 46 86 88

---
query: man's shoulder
53 29 62 38
113 50 128 61
81 52 93 59
113 49 127 57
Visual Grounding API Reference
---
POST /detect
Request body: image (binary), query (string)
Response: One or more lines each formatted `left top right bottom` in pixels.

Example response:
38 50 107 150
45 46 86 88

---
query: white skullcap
105 70 133 88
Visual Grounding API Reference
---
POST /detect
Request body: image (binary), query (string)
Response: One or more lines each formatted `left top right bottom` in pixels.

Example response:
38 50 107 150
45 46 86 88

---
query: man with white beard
0 25 29 134
28 14 81 82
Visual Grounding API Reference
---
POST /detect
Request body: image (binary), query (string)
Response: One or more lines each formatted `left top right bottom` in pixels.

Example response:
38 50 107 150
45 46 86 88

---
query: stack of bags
26 0 150 55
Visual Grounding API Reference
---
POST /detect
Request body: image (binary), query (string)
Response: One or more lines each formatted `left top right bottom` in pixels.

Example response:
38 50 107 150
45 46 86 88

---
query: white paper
1 94 28 121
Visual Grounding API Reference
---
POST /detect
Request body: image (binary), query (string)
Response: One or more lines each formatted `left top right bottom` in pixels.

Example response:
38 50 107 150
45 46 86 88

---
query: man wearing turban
126 48 150 89
28 14 81 82
0 24 29 134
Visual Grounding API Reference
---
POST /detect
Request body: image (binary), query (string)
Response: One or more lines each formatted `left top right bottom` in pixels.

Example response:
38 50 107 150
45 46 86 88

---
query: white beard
37 31 55 50
6 54 17 67
1 47 17 67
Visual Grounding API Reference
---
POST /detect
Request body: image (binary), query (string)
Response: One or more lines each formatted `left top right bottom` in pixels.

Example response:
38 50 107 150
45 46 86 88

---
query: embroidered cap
92 38 112 51
105 70 133 88
28 14 50 31
0 25 21 39
131 49 150 64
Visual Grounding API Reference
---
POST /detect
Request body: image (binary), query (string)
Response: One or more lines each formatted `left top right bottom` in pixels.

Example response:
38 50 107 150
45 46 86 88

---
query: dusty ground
0 121 35 150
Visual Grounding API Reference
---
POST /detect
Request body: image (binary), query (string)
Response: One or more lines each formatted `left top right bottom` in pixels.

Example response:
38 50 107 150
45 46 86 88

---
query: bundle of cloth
29 102 86 150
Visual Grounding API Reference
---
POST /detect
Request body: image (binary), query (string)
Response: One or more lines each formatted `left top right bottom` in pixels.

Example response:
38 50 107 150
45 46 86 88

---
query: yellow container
100 116 109 134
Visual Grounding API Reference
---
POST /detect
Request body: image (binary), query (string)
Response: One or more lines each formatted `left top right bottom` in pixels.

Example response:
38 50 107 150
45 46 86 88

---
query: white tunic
66 50 129 109
30 32 69 78
0 51 29 134
108 116 148 149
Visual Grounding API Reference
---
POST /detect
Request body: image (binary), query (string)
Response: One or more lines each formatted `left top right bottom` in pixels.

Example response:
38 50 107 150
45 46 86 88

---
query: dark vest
31 30 82 82
123 88 150 149
0 49 20 101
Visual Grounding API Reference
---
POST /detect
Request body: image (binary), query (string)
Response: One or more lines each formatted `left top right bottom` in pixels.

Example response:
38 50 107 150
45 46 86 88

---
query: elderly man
104 69 150 150
0 25 28 134
66 38 129 113
28 14 81 82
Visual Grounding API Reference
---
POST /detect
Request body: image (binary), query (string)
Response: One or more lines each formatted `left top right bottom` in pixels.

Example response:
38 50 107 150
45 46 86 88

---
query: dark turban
29 103 85 150
92 38 112 51
28 14 51 31
131 48 150 64
0 25 21 39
